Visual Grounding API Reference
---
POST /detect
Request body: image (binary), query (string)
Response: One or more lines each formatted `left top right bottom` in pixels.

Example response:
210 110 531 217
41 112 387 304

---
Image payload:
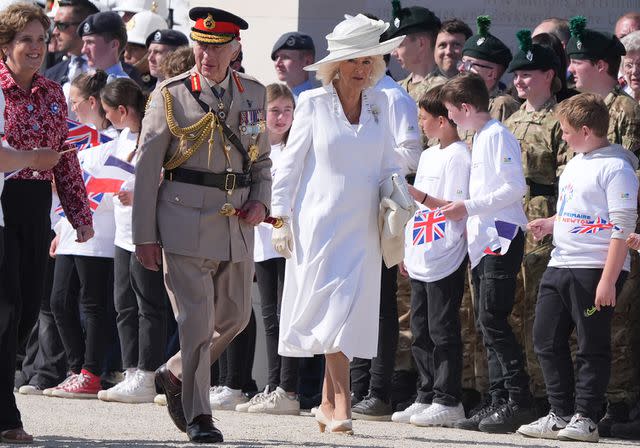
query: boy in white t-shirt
439 73 534 433
391 86 470 427
522 94 638 443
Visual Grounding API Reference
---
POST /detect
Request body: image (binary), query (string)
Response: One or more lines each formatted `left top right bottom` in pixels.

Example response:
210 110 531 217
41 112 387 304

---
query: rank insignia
239 109 265 135
232 71 245 93
190 73 202 92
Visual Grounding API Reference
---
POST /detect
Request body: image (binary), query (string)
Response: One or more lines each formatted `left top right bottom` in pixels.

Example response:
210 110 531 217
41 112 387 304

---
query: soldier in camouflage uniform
384 2 444 104
565 16 640 435
504 29 570 402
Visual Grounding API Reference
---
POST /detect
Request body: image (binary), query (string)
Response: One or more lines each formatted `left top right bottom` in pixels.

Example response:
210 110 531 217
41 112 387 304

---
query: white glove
379 173 416 238
272 217 293 259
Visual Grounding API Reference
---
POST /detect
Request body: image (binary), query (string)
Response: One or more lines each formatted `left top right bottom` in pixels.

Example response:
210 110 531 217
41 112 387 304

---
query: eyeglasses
622 60 640 72
53 21 81 31
457 59 495 72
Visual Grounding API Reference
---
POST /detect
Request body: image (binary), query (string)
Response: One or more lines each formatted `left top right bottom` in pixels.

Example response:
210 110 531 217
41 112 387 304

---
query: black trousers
0 180 52 431
350 263 399 402
52 254 113 376
114 246 167 371
255 257 299 393
534 267 626 421
411 257 467 406
216 308 257 391
21 250 69 389
471 230 531 405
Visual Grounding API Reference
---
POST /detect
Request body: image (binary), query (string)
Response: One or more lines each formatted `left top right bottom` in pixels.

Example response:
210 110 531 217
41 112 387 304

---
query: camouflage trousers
396 271 414 372
460 265 489 392
607 250 640 406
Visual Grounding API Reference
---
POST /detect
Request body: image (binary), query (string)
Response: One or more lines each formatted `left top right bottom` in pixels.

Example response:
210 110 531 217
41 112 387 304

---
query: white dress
270 83 400 360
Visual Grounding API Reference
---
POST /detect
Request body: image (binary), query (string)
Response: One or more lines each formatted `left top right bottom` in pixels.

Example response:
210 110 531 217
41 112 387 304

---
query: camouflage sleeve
618 104 640 156
489 94 521 122
552 120 571 178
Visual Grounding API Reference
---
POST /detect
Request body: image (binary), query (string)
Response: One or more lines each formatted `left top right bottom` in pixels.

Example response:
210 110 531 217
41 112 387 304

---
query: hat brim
304 34 404 71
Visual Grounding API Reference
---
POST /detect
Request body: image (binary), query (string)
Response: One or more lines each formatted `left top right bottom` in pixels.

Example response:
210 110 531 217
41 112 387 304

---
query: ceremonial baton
219 203 284 228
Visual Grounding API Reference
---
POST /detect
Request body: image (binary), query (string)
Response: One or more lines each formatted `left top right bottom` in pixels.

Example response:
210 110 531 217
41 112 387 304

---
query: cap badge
394 17 400 27
477 37 485 45
526 50 533 61
203 14 215 31
576 40 582 50
126 17 135 31
154 31 162 42
285 36 296 47
83 22 90 34
150 0 158 13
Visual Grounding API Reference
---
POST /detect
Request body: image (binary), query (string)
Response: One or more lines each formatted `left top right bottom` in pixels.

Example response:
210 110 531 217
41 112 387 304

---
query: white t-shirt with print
550 144 639 271
463 119 528 268
112 128 138 252
404 141 471 282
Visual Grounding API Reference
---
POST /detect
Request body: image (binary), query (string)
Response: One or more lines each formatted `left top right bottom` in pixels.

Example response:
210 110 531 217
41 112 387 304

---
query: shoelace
66 373 91 391
57 374 79 389
249 390 271 405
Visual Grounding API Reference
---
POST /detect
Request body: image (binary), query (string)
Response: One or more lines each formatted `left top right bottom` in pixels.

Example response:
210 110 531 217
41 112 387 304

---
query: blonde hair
315 54 386 88
556 93 609 138
0 2 49 48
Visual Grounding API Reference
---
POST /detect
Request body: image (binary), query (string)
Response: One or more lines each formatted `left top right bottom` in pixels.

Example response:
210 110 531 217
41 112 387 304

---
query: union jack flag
55 170 124 216
412 208 446 246
66 118 113 151
570 217 621 234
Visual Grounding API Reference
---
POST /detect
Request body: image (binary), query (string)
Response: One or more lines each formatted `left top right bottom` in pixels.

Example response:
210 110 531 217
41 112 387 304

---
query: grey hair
315 55 386 88
621 30 640 53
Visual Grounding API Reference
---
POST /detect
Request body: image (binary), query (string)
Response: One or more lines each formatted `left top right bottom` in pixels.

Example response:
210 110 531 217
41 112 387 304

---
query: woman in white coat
270 14 406 434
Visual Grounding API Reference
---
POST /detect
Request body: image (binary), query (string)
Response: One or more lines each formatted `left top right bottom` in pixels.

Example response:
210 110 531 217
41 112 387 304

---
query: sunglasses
53 21 81 31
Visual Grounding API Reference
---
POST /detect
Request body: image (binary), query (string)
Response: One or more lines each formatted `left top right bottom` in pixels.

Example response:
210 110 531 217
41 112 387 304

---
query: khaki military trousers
163 251 253 424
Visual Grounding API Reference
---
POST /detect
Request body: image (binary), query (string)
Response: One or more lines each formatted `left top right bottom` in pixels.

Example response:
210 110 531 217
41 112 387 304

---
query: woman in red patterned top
0 3 93 444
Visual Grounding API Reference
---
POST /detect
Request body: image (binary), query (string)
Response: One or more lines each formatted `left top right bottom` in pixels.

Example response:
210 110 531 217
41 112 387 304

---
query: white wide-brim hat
304 13 405 71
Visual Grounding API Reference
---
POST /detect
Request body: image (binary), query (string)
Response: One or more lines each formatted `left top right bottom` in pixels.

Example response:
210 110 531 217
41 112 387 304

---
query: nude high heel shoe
330 418 354 435
315 406 331 433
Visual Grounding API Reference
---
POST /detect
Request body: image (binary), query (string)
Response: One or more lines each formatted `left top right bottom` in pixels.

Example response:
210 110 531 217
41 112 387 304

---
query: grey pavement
5 394 639 448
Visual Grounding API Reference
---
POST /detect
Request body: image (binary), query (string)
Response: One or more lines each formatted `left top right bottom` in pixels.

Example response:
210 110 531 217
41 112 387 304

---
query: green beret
462 16 512 67
566 16 626 60
507 29 560 73
382 0 441 41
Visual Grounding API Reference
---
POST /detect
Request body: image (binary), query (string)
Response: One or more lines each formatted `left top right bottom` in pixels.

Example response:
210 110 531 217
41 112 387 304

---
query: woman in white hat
270 14 405 434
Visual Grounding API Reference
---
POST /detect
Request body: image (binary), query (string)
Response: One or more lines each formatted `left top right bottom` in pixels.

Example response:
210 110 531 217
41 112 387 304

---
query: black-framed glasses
53 21 81 31
457 59 494 72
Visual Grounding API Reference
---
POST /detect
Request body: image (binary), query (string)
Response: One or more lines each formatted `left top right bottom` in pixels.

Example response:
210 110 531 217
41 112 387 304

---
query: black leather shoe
155 364 187 432
187 414 224 443
478 400 536 433
598 400 630 437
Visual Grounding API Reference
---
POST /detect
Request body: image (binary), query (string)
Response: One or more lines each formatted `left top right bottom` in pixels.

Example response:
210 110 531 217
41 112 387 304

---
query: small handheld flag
484 220 519 256
412 208 446 246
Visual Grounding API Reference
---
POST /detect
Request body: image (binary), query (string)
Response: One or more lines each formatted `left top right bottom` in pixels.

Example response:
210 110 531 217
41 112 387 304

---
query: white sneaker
18 385 44 396
248 387 300 415
517 412 571 439
154 394 167 406
410 402 466 427
208 385 224 404
236 386 271 412
392 402 431 424
103 369 156 403
310 406 318 416
98 368 135 401
557 414 599 442
210 386 248 410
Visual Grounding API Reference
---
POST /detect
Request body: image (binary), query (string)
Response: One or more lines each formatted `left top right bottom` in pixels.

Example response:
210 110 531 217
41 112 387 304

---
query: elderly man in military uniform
132 7 271 444
565 16 640 437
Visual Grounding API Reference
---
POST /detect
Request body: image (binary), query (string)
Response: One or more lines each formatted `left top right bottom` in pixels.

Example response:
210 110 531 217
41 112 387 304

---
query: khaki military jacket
132 68 272 261
605 85 640 155
399 70 448 103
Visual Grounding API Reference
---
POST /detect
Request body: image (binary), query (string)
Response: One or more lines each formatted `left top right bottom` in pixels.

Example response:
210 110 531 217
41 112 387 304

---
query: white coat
270 83 400 360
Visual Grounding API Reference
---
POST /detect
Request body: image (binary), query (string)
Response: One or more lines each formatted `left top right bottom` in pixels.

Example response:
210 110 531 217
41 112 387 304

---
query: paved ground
7 394 638 448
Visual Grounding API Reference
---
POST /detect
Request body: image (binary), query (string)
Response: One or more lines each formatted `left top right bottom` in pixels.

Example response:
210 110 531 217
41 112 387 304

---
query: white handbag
379 173 416 267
